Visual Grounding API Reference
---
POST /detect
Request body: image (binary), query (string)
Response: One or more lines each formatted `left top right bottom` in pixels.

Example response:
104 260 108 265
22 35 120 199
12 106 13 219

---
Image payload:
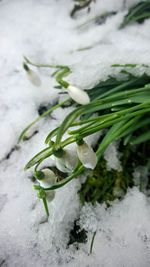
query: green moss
79 158 132 205
79 138 150 205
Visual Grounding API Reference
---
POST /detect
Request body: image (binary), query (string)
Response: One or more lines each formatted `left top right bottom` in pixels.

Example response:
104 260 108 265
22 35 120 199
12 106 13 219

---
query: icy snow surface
0 0 150 266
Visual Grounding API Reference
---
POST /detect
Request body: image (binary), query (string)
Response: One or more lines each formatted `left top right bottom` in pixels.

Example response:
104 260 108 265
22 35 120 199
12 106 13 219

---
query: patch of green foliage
120 0 150 29
79 158 131 205
79 139 150 205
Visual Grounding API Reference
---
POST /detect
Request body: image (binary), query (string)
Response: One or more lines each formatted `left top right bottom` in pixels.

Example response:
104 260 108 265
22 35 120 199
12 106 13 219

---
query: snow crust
0 0 150 266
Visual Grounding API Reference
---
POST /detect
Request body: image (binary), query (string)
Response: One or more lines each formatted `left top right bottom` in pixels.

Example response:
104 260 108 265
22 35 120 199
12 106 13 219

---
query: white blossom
24 63 41 87
67 85 90 105
77 141 98 169
55 149 77 173
46 190 55 202
26 69 41 87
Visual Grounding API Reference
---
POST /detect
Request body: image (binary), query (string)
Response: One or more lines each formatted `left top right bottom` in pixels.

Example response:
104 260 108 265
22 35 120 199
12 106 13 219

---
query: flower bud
23 63 41 87
77 141 98 169
67 85 90 105
55 149 77 173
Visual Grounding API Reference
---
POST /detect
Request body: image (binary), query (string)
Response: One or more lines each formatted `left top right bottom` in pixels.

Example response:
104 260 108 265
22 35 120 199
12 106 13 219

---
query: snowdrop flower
23 63 41 87
36 168 56 202
55 149 77 173
77 141 98 169
67 85 90 105
46 190 55 202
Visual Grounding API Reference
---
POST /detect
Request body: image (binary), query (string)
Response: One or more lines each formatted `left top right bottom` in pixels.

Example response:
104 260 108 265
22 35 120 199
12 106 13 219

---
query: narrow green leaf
19 98 70 143
131 131 150 145
25 147 53 169
96 116 141 159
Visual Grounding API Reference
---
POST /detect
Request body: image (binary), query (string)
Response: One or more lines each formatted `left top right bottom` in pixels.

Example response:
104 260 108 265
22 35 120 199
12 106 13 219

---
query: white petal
27 70 41 87
55 149 77 173
65 150 77 170
55 157 69 173
37 168 56 188
77 142 98 169
67 85 90 105
46 191 55 202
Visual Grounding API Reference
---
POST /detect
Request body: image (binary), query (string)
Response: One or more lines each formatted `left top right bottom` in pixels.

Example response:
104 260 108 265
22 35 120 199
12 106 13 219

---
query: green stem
19 98 70 142
24 56 69 70
75 107 150 138
42 197 49 217
95 77 143 99
90 231 96 254
69 103 150 135
45 127 59 144
55 106 84 146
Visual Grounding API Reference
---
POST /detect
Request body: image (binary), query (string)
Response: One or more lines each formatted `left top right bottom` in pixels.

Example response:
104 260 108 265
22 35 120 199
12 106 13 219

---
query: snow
79 188 150 267
0 0 150 266
104 142 122 171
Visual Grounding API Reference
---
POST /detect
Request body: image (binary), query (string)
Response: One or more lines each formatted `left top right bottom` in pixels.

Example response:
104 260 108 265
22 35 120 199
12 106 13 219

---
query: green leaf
120 1 150 29
19 98 70 143
131 131 150 145
25 147 53 169
96 116 141 159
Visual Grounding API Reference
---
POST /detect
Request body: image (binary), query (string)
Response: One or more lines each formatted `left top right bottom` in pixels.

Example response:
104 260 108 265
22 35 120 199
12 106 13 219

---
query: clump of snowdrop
23 63 41 87
76 140 98 169
66 84 90 105
22 58 150 217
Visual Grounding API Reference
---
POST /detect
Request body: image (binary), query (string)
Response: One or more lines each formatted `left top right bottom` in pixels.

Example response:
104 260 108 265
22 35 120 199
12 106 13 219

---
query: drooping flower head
54 148 77 173
76 140 98 169
66 85 90 105
35 168 56 202
23 63 41 87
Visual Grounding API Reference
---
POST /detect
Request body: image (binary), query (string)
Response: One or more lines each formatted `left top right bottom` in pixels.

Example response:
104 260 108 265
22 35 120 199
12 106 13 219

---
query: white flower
24 63 41 87
37 168 56 188
67 85 90 105
27 69 41 87
37 168 56 202
77 141 98 169
55 149 77 173
46 190 55 202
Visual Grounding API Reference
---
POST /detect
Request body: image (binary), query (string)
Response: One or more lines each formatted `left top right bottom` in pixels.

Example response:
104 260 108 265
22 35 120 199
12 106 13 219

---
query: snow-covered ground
0 0 150 266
